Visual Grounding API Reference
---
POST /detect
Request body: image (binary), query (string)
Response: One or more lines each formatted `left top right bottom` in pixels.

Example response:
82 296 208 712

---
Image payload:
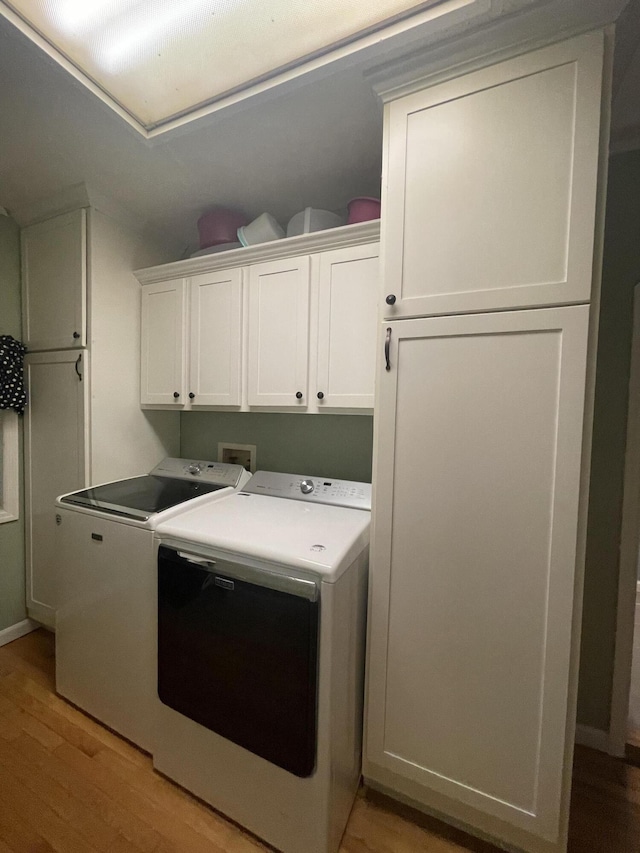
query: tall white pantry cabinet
22 207 179 628
364 31 606 853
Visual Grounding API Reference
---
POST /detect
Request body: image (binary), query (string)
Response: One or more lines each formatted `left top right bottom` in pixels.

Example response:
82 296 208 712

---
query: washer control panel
244 471 371 510
150 457 247 487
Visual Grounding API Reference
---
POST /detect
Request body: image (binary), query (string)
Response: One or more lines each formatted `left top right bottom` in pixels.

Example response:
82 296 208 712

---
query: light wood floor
0 631 638 853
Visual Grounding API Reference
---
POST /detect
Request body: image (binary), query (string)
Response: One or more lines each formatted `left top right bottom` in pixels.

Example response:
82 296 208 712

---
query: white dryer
54 457 250 751
153 470 371 853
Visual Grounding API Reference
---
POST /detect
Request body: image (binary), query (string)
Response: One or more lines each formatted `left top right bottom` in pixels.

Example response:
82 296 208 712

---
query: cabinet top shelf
135 219 381 284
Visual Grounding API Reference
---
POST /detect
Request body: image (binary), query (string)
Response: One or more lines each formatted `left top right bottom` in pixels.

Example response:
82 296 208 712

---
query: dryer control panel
151 457 248 487
243 471 371 511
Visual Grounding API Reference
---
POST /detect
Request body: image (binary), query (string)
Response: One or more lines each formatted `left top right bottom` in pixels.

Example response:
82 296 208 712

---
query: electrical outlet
218 442 256 473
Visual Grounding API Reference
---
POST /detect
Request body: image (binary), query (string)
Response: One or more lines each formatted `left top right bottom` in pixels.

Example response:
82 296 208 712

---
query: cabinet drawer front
140 279 186 406
366 305 589 850
248 256 310 408
382 31 603 319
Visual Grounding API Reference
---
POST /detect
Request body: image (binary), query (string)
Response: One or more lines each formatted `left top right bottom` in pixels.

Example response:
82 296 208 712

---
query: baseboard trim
0 618 38 648
575 724 610 753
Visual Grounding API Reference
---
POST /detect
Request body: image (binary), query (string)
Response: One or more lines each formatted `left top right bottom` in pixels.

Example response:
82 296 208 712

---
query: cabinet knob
296 391 303 400
173 391 180 399
385 294 397 305
188 392 195 399
317 392 324 400
73 331 80 339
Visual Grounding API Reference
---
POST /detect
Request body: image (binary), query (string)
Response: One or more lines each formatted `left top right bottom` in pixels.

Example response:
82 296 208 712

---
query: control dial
300 479 314 495
187 463 202 475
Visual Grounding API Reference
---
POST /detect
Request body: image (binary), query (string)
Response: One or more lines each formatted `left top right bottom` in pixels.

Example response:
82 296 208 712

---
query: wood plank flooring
0 630 638 853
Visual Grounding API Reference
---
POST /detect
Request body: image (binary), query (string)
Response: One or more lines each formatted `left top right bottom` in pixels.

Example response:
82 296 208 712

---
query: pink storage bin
347 197 381 224
198 208 248 248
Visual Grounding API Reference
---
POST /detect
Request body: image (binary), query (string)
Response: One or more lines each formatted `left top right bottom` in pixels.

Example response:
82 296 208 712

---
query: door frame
609 282 640 755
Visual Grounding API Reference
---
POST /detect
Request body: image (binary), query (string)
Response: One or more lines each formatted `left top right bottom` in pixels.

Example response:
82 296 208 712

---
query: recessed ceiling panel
2 0 439 129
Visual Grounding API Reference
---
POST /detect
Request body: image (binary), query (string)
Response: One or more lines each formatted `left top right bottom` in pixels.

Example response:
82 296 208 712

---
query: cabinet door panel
56 512 155 750
383 31 603 318
24 351 88 628
316 245 379 409
22 209 86 350
365 306 589 852
189 270 242 406
248 257 310 407
140 279 186 406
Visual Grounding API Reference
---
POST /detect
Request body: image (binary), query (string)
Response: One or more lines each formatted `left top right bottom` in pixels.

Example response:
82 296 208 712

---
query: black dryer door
157 545 319 777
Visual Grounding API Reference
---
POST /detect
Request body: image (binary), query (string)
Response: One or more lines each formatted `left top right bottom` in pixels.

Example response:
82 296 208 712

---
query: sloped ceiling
0 0 638 258
0 13 384 254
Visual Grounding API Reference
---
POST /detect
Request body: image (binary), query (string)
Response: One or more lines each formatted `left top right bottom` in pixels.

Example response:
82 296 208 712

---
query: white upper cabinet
315 244 379 409
247 256 311 408
136 223 381 413
141 272 243 410
22 209 87 350
140 278 187 406
382 32 604 319
189 269 243 407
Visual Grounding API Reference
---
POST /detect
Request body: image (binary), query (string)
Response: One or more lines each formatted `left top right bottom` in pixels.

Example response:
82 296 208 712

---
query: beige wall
578 149 640 730
0 214 26 632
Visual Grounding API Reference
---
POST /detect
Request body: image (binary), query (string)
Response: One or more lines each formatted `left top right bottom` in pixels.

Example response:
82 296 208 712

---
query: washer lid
57 459 251 523
58 475 229 521
155 492 370 581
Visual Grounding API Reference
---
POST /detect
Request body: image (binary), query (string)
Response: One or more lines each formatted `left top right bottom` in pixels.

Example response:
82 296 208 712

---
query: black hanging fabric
0 335 27 414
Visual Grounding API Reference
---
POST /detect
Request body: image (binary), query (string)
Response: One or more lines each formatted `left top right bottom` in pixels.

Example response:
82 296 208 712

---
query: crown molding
135 220 380 283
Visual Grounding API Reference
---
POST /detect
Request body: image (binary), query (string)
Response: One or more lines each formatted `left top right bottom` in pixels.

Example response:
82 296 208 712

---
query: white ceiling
0 0 638 258
1 0 449 131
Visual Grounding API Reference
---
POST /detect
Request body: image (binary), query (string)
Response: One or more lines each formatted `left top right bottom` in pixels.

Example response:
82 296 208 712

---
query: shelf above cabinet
135 220 380 284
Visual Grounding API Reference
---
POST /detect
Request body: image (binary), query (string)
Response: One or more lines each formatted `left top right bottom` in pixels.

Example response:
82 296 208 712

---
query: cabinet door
316 244 379 409
140 279 187 406
365 306 589 853
189 269 243 407
247 256 310 407
22 209 86 350
383 31 603 318
24 350 88 628
56 511 156 751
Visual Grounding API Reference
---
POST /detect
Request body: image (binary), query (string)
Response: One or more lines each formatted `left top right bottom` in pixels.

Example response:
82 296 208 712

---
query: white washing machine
54 457 250 751
153 470 371 853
